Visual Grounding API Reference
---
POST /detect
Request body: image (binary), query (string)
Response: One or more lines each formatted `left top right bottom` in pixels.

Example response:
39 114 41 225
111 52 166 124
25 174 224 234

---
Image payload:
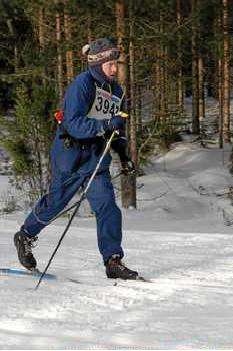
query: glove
103 115 125 133
121 160 136 176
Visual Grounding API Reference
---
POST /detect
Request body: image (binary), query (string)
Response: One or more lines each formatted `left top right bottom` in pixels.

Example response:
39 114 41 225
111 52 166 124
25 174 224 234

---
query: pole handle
118 111 128 119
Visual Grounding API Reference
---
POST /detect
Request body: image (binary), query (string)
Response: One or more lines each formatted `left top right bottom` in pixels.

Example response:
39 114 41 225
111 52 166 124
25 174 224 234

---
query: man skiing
14 37 139 280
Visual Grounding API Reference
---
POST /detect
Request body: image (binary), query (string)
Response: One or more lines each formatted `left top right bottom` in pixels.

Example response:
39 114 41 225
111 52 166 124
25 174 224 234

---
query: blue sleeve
62 73 105 139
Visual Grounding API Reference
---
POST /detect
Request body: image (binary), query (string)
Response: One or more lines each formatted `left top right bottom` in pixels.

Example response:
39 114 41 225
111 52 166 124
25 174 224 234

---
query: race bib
87 85 123 120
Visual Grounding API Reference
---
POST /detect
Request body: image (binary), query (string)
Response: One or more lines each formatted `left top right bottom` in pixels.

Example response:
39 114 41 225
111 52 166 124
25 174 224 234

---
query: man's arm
62 74 105 140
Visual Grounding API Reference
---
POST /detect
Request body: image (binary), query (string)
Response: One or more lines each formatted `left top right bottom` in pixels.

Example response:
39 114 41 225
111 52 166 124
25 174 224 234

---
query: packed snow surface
1 141 233 349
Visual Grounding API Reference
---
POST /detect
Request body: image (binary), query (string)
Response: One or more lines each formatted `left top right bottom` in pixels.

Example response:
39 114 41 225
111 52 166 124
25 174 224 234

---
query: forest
0 0 232 209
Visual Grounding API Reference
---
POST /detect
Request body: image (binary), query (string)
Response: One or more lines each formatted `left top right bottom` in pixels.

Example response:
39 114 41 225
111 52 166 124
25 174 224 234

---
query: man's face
102 60 118 80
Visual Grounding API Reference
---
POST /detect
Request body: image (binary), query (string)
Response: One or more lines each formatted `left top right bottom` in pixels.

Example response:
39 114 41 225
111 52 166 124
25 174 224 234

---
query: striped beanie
82 37 120 66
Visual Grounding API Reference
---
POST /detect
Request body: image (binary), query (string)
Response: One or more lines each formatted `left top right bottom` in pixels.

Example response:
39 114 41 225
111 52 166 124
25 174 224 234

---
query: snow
1 139 233 349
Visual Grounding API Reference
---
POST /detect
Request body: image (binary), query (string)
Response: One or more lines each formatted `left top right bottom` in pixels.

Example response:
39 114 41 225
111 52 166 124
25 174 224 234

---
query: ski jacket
50 69 128 178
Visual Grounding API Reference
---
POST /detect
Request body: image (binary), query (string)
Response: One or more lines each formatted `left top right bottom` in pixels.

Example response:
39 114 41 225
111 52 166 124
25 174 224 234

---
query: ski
0 268 81 285
0 267 56 280
0 268 151 286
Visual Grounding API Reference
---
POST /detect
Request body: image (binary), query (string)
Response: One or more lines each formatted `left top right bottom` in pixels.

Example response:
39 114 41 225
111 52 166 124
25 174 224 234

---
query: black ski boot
14 231 37 271
105 255 138 280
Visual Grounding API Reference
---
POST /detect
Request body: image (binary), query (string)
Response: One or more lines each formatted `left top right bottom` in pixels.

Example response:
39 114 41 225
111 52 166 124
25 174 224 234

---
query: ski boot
14 231 37 271
105 255 138 280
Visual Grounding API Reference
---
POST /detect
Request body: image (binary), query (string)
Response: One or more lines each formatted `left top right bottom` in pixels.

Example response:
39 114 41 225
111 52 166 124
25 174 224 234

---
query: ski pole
35 131 117 290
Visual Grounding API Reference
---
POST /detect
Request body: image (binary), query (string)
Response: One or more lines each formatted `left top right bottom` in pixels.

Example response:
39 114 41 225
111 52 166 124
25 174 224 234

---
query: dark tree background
0 0 232 208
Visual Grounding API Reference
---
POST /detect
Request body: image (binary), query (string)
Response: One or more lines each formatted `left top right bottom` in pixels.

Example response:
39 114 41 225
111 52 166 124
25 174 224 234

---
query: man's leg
14 172 86 270
85 170 124 262
22 172 86 235
85 171 138 279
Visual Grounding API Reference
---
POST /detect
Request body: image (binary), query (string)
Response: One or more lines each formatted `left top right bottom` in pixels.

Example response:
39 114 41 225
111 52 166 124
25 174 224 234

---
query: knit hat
82 37 120 66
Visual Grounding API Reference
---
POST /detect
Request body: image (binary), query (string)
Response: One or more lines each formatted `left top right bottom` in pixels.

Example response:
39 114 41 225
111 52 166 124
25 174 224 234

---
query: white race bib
87 84 123 120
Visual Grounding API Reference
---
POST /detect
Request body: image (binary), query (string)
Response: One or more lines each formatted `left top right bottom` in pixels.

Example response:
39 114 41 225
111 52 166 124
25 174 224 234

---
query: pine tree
0 81 56 204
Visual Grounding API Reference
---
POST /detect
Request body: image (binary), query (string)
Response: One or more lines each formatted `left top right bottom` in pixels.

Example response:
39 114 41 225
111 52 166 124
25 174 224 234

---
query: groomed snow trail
1 220 233 349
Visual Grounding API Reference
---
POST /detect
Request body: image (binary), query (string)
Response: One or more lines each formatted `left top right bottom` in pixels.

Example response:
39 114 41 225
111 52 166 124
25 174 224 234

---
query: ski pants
21 170 124 262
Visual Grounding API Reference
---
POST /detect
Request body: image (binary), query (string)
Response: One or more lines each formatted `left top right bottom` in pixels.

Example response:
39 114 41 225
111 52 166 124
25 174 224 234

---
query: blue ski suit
21 68 127 262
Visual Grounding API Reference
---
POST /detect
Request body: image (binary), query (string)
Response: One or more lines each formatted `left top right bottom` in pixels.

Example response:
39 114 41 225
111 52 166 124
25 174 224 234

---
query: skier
14 37 139 280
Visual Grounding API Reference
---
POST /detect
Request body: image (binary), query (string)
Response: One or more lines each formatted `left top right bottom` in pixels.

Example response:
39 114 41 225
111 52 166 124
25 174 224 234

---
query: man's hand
121 160 136 176
103 115 125 132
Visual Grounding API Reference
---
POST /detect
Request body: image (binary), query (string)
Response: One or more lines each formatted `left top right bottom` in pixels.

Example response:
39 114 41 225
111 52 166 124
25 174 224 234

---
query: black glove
121 160 136 176
103 115 125 132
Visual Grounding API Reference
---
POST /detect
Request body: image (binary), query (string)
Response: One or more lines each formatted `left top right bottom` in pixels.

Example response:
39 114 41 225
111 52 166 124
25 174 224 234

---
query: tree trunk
218 57 223 148
198 56 205 122
154 45 161 113
64 6 74 83
38 8 45 50
116 0 127 87
222 0 230 143
127 1 137 208
55 12 64 103
176 0 184 113
216 12 223 148
87 14 93 43
160 17 168 117
191 0 200 134
116 0 137 209
38 7 48 87
129 11 137 167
